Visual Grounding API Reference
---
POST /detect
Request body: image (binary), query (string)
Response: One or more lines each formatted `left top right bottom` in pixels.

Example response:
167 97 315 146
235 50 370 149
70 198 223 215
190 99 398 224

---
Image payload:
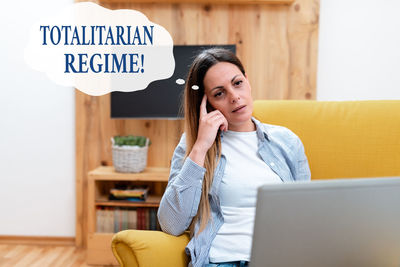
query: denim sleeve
157 133 206 236
292 134 311 181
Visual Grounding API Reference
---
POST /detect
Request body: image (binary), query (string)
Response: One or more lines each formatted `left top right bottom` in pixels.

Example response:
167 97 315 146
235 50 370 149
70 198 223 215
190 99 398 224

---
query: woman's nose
230 92 240 104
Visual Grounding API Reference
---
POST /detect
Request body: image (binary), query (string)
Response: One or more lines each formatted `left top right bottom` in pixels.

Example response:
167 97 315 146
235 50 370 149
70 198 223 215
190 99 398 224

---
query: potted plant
111 135 150 173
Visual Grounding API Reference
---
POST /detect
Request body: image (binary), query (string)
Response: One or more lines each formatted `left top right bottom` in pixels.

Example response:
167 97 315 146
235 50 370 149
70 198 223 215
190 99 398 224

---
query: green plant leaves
113 135 150 147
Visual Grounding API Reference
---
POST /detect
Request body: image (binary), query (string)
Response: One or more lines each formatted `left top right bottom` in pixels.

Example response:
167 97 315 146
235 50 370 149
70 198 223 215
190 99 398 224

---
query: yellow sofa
111 100 400 267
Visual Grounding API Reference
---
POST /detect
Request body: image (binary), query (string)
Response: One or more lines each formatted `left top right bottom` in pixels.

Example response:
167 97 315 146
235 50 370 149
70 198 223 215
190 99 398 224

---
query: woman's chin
228 115 254 131
230 111 252 121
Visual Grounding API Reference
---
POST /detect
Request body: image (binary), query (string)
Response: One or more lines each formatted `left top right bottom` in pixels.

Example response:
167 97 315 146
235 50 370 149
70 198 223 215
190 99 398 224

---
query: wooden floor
0 244 116 267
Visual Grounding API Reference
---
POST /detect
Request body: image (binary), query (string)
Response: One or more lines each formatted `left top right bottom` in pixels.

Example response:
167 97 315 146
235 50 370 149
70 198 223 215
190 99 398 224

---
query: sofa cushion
253 100 400 179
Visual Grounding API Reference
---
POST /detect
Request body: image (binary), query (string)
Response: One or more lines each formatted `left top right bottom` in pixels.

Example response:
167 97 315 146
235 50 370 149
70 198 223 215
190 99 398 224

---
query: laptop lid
250 177 400 267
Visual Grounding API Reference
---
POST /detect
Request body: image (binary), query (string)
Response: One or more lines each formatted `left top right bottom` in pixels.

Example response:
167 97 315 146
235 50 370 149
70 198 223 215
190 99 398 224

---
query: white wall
0 0 75 236
317 0 400 100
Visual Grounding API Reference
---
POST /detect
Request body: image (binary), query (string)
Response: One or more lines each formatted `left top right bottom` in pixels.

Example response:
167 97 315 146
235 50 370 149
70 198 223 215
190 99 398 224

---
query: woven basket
111 138 149 173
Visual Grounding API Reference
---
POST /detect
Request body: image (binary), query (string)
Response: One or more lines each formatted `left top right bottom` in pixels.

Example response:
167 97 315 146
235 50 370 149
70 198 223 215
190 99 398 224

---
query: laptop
250 177 400 267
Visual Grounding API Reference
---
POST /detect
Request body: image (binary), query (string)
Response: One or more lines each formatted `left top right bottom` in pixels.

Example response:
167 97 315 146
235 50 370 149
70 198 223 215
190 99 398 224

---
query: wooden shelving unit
95 195 162 208
86 166 169 265
98 0 295 4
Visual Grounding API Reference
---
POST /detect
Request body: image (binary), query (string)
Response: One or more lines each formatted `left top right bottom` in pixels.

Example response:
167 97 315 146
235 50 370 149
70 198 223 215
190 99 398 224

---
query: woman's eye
234 80 243 86
214 91 223 97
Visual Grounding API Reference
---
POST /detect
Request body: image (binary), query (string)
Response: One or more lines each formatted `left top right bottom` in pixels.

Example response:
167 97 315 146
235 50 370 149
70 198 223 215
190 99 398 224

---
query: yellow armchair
111 230 190 267
111 100 400 267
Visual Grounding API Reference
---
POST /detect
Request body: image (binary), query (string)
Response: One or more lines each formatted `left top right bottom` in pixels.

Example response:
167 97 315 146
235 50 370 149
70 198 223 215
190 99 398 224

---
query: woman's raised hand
189 95 228 167
197 94 228 150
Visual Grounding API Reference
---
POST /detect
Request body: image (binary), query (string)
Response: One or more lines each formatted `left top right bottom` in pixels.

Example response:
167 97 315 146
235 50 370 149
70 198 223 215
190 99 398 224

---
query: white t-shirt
208 130 282 263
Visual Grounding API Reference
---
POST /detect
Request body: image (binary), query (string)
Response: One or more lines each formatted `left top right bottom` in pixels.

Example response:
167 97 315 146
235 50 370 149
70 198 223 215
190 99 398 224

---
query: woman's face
203 62 254 132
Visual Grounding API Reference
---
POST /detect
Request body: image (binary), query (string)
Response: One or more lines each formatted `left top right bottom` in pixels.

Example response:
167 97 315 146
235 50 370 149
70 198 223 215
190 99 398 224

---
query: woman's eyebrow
210 85 223 92
231 74 240 82
210 74 241 92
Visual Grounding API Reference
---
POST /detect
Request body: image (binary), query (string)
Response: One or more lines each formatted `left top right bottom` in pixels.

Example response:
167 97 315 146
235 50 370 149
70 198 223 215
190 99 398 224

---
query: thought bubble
192 85 199 90
176 78 185 85
24 2 174 96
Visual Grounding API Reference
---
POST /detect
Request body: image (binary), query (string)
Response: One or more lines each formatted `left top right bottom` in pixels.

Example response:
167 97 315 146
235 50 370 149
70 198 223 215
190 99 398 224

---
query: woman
157 48 311 267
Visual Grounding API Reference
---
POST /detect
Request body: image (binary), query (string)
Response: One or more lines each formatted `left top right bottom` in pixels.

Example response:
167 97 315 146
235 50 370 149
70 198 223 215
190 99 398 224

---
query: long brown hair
183 48 246 236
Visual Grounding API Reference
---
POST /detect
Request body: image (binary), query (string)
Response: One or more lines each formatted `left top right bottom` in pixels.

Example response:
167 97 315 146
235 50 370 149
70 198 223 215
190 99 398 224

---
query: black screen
111 44 236 119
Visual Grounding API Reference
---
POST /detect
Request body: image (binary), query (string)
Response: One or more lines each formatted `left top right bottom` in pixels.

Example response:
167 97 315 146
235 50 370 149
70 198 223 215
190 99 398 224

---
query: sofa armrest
111 230 190 267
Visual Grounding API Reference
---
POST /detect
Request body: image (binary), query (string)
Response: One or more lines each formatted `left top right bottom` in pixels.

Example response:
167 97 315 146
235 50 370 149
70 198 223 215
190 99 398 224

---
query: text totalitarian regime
64 53 145 73
40 25 154 46
39 25 154 73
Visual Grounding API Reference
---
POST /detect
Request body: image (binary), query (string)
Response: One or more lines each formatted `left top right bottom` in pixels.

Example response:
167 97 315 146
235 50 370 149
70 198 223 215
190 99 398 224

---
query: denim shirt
157 117 311 267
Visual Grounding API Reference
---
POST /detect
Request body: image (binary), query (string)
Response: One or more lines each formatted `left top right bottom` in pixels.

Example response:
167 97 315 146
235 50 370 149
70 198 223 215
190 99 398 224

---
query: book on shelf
96 207 160 233
128 209 137 229
149 208 157 230
96 208 104 233
136 208 142 230
109 186 149 202
106 208 114 233
114 208 119 233
96 207 115 233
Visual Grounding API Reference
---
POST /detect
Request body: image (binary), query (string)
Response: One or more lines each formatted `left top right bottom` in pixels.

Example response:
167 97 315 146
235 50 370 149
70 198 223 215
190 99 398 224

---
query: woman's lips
232 105 246 113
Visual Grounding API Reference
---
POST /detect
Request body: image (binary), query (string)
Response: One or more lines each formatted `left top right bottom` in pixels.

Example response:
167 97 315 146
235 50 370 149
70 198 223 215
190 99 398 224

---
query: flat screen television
111 44 236 119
